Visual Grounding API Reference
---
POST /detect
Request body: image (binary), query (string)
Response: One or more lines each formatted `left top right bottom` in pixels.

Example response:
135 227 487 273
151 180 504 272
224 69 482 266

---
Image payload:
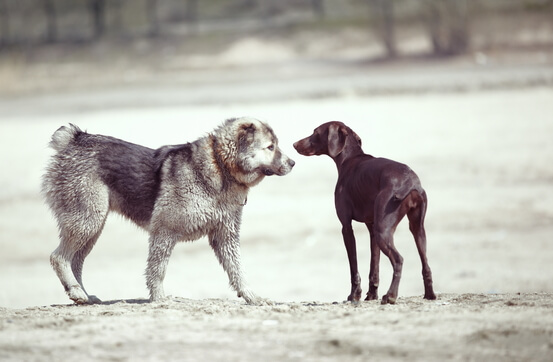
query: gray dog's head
217 117 295 187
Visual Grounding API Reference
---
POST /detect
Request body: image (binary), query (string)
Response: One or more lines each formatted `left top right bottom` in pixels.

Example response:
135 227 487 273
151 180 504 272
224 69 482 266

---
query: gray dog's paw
149 294 173 304
250 297 274 306
240 290 273 306
68 286 89 305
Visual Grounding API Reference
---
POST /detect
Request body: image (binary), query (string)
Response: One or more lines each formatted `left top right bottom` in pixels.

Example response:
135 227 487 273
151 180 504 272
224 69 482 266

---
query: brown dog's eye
267 145 275 151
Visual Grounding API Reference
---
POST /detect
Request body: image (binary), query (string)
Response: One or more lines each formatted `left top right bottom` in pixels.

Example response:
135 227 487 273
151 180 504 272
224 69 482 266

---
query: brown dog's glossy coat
294 122 436 304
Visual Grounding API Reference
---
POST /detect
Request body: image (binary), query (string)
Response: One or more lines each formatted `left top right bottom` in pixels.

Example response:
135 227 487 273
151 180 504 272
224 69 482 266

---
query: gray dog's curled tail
50 124 81 152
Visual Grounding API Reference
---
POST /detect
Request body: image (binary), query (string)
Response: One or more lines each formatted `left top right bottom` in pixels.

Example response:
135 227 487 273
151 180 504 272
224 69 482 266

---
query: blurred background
0 0 552 95
0 0 552 308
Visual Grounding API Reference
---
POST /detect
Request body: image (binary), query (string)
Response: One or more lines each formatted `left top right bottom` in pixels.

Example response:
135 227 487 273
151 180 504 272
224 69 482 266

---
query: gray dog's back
44 124 188 227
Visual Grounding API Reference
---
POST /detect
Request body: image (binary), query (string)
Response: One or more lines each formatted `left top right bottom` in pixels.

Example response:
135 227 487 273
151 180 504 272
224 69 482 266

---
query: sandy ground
0 55 552 360
1 293 552 361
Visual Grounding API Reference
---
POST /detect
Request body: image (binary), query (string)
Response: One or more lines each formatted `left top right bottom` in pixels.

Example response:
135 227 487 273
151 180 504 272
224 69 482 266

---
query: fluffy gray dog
42 117 294 305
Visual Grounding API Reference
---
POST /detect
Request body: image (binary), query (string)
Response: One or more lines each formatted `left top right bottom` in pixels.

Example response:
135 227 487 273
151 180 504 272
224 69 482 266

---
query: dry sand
1 293 552 361
0 61 552 360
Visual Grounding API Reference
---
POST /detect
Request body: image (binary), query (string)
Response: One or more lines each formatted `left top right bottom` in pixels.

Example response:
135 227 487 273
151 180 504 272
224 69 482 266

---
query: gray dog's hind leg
70 219 107 304
51 214 107 304
48 181 109 304
145 232 177 302
51 246 89 304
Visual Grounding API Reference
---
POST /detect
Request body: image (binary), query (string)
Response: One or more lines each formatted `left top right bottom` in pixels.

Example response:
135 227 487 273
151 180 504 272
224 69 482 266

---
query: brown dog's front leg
341 223 362 302
366 223 380 301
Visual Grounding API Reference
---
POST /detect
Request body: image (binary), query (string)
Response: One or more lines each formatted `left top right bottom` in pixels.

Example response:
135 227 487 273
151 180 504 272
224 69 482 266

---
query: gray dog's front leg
146 232 177 302
209 228 269 306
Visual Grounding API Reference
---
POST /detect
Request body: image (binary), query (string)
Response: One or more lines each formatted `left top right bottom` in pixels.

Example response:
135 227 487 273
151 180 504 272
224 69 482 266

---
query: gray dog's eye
267 145 275 151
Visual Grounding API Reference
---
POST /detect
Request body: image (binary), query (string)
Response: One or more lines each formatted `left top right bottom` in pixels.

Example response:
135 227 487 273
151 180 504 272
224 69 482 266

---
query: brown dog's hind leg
373 191 405 305
377 238 403 305
408 191 436 300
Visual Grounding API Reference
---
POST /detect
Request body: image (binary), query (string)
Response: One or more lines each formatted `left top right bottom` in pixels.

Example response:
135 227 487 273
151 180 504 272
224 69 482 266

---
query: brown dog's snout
293 139 303 152
293 139 306 151
293 138 313 156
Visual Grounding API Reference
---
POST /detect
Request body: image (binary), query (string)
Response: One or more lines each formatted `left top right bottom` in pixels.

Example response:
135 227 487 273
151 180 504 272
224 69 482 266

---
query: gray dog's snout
288 159 295 168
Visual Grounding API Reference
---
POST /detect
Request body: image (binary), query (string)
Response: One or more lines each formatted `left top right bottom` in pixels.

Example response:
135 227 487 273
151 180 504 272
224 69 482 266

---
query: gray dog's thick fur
42 117 294 305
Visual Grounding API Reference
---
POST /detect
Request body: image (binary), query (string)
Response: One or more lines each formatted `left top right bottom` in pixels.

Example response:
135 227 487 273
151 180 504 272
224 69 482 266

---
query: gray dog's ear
328 123 347 157
240 122 256 133
238 123 256 151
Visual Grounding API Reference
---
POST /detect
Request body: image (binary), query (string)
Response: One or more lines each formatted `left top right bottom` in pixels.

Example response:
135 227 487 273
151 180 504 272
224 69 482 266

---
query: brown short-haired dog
294 122 436 304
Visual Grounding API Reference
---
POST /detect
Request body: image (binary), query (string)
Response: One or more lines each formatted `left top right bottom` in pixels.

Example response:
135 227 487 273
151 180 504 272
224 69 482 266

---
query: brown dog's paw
381 294 397 305
424 291 437 300
365 292 378 301
347 295 359 303
347 292 362 303
346 284 362 303
347 294 362 304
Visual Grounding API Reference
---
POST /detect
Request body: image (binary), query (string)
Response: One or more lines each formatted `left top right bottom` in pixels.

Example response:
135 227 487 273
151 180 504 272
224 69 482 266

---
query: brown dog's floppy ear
328 123 346 157
352 130 362 147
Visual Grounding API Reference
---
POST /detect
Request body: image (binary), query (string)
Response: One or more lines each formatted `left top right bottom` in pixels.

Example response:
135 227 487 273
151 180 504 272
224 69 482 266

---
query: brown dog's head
293 122 362 159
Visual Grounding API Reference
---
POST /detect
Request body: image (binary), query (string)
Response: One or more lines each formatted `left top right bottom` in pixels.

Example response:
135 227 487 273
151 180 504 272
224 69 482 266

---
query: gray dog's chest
151 168 247 240
151 194 245 241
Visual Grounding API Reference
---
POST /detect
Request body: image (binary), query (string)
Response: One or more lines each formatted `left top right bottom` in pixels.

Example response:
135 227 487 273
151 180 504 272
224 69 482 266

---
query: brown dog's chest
335 179 377 223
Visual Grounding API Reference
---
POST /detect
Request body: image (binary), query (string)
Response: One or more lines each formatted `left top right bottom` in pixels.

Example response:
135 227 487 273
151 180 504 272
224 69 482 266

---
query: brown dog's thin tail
49 124 82 152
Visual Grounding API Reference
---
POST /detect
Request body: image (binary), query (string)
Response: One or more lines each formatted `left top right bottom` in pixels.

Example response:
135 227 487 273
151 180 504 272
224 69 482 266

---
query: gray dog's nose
289 159 295 168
